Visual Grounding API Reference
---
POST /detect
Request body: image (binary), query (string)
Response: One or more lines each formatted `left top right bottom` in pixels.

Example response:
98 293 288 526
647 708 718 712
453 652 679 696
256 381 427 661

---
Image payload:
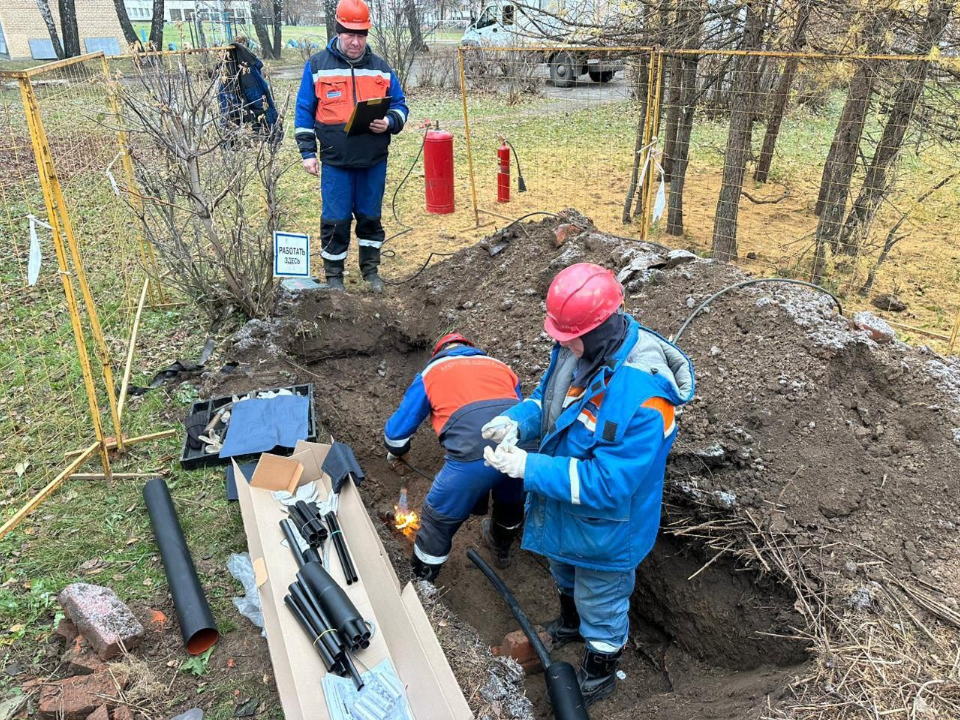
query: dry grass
662 486 960 720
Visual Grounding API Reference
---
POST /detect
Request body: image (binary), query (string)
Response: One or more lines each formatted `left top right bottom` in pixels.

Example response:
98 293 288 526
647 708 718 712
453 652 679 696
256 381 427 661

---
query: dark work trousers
320 159 387 280
414 457 524 569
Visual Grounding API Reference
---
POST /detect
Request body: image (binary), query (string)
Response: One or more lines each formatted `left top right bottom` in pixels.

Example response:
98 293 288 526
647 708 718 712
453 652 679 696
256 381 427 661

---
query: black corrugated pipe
143 478 219 655
467 549 589 720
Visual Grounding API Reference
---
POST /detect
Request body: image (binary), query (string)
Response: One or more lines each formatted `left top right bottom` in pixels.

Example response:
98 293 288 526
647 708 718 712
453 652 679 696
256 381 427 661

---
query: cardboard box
234 441 473 720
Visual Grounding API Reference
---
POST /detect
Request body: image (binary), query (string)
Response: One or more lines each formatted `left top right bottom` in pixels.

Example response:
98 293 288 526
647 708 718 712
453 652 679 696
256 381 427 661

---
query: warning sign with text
273 232 311 278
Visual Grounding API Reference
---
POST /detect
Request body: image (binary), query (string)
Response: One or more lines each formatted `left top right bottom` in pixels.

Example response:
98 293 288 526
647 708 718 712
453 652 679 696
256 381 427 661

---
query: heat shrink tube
143 478 219 655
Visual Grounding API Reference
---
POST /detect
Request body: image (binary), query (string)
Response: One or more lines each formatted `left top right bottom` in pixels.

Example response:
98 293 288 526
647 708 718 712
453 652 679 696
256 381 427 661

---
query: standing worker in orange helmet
294 0 409 293
482 263 695 706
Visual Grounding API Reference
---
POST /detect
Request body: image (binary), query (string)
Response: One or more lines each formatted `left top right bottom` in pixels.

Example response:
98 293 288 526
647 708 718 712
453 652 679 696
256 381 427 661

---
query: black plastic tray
179 383 316 470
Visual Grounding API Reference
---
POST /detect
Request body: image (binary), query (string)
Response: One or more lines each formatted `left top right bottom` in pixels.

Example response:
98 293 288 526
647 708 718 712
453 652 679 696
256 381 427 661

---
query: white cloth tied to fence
27 214 52 286
636 139 667 224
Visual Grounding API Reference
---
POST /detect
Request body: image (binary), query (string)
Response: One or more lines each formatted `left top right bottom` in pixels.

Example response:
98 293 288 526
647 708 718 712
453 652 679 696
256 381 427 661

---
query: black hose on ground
467 549 589 720
672 278 843 344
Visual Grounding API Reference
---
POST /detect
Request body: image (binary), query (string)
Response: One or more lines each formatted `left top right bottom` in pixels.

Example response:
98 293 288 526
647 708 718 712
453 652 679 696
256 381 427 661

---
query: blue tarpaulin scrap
219 395 310 459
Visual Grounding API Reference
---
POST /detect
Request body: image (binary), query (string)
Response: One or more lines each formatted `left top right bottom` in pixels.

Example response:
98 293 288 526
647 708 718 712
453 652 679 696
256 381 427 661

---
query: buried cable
467 549 589 720
672 278 843 344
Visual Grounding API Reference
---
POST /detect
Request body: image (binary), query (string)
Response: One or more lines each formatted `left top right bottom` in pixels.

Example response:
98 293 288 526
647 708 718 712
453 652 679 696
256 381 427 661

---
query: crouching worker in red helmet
481 263 695 706
383 333 525 582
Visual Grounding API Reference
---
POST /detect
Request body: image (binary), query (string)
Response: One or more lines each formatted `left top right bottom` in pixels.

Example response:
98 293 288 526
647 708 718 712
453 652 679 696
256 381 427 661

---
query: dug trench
203 212 960 719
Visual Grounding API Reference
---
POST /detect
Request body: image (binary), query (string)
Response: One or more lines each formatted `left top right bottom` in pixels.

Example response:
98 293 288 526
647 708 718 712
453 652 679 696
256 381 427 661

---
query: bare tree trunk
272 0 284 58
58 0 81 57
666 52 699 236
149 0 165 50
814 15 887 219
324 0 337 39
835 3 951 256
621 49 652 223
661 54 683 182
754 0 810 183
36 0 64 59
251 0 277 58
111 0 140 48
711 0 767 262
405 0 427 51
665 0 704 236
811 58 878 267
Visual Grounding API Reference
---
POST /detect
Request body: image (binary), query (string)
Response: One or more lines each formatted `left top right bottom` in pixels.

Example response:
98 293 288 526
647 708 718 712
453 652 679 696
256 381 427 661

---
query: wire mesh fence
0 49 226 536
0 62 113 532
459 46 960 348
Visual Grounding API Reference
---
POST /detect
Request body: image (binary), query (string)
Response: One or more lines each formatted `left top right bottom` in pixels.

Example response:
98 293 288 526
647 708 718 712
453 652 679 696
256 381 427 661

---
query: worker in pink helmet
482 262 695 705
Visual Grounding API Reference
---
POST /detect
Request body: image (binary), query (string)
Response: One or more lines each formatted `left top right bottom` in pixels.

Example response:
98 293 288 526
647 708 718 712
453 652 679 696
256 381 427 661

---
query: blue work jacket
504 317 695 572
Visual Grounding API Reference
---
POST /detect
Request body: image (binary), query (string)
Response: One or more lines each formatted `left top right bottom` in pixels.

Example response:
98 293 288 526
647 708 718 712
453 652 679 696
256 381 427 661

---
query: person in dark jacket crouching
384 333 525 581
483 263 695 706
294 0 409 293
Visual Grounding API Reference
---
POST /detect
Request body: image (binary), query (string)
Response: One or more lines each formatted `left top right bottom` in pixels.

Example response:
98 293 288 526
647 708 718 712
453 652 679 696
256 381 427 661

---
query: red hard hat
336 0 372 30
433 332 474 356
544 263 624 342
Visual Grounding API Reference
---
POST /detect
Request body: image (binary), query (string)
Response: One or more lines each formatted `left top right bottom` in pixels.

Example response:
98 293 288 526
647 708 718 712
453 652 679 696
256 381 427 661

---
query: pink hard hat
544 263 624 342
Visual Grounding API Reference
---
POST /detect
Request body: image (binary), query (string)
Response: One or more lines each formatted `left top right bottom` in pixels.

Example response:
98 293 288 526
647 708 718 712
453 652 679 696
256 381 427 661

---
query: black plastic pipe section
467 549 589 720
143 478 219 655
280 519 307 568
299 561 370 651
324 512 358 584
290 501 328 547
285 580 364 690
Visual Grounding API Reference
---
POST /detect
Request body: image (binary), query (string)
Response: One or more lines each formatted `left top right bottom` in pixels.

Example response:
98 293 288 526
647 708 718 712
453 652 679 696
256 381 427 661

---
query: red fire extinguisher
424 125 455 215
497 138 511 203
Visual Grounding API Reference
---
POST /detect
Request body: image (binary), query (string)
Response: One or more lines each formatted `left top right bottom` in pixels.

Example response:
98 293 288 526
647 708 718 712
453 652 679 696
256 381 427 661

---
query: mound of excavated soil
210 211 960 720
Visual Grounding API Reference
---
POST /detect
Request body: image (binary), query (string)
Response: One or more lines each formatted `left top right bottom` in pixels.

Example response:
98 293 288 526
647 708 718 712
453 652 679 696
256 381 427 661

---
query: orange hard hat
336 0 372 30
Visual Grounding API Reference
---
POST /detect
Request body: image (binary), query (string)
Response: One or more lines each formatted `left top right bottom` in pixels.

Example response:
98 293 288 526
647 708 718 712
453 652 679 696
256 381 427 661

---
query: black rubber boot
577 646 622 706
323 261 345 292
363 273 385 293
410 554 442 582
480 518 518 569
544 591 583 648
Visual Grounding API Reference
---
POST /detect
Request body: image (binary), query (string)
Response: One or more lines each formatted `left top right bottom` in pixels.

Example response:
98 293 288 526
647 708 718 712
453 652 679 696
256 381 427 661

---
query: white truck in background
460 0 624 87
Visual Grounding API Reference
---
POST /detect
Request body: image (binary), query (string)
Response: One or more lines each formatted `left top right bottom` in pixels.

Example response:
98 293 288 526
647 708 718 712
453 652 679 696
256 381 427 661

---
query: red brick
39 673 118 720
553 224 579 247
64 648 107 677
56 618 79 642
58 584 143 660
87 706 110 720
493 629 552 675
112 706 134 720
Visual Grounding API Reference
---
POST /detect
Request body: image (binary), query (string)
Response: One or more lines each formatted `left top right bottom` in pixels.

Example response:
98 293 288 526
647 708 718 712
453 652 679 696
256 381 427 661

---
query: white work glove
481 416 519 449
386 451 407 476
483 445 527 480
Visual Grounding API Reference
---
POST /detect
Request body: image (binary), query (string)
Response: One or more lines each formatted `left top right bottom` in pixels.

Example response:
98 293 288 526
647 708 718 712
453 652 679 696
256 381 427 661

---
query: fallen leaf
14 461 28 478
143 578 153 587
79 558 106 573
8 624 23 634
